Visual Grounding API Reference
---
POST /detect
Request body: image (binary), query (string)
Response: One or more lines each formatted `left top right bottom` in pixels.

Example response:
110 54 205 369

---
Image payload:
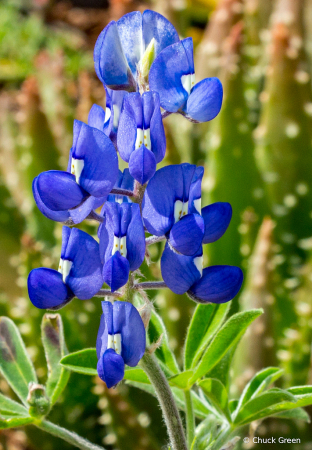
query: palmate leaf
0 416 34 429
41 313 70 405
233 367 284 417
0 316 37 405
0 393 28 417
184 303 230 370
168 370 194 389
60 348 97 376
189 309 263 385
234 388 297 425
198 378 231 422
274 408 310 422
124 367 150 384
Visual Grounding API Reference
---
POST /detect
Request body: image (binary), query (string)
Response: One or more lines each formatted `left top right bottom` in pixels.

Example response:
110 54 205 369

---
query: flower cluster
28 10 243 388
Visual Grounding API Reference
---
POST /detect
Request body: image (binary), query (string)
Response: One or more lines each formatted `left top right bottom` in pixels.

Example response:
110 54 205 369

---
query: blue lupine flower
33 120 119 224
88 87 126 145
107 169 134 203
28 227 103 309
94 10 179 91
97 301 146 388
98 202 145 291
143 164 232 256
161 243 243 302
117 91 166 184
149 37 223 122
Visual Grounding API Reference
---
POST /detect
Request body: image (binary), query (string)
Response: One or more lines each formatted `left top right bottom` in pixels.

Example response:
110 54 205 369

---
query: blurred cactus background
1 0 312 449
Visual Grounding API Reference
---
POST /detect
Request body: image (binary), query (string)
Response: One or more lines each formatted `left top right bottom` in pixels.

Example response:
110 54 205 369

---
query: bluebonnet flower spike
99 202 145 291
161 243 243 302
28 227 103 309
34 121 118 223
107 169 134 203
149 37 223 122
97 301 146 388
94 10 179 91
117 91 166 184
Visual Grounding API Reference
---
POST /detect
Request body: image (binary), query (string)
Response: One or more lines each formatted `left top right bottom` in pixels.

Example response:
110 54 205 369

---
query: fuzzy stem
110 188 134 197
132 181 146 212
134 281 167 290
161 110 172 119
140 352 188 450
145 235 166 245
94 290 122 298
184 389 195 448
36 420 106 450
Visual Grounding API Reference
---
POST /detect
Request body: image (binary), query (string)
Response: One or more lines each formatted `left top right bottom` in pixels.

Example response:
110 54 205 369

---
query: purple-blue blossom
97 301 146 388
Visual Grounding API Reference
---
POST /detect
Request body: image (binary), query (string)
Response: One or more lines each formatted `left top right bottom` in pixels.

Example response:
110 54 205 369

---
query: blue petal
142 10 179 57
32 177 70 223
149 92 166 163
28 268 74 309
94 21 134 90
96 301 113 358
61 226 71 258
117 12 143 76
142 164 192 236
202 202 232 244
106 88 127 142
129 146 156 185
103 252 130 292
36 171 88 211
64 228 103 299
69 195 106 225
188 167 204 214
169 213 204 256
161 243 202 295
112 301 146 366
117 94 137 162
149 39 192 112
97 348 125 388
181 37 194 73
88 104 107 132
73 123 119 198
188 266 243 304
124 203 145 270
184 77 223 122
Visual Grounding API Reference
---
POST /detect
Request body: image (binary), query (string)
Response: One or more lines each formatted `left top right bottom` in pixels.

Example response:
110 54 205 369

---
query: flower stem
145 235 166 245
110 187 134 197
184 389 195 448
36 420 106 450
134 281 167 290
140 352 188 450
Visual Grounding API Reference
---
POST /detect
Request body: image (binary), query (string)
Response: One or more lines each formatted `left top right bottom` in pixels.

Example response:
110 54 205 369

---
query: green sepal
41 313 70 405
0 316 37 406
60 348 97 376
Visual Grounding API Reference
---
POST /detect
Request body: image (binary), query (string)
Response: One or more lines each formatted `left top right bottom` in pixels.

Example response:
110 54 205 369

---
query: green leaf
148 308 180 375
184 303 229 370
198 378 231 421
234 388 297 425
274 408 310 422
60 348 97 376
168 370 194 389
0 393 28 417
190 309 263 385
0 416 34 429
41 313 70 405
124 367 150 385
0 316 37 405
234 367 284 415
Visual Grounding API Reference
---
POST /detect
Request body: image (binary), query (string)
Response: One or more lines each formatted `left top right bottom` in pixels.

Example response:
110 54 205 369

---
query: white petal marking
104 107 111 124
182 201 189 217
113 104 120 129
174 200 183 223
143 128 151 150
71 157 84 185
58 258 64 274
114 333 122 355
135 128 144 149
193 256 203 277
62 259 73 283
107 334 114 349
194 198 201 214
120 236 127 258
112 236 120 255
181 74 192 95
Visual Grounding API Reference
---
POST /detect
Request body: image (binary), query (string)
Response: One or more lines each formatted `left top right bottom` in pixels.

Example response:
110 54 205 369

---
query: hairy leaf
60 348 97 376
198 378 231 421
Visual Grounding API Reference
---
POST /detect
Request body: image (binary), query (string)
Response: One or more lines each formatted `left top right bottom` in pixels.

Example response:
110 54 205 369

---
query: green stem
184 389 195 448
140 352 188 450
36 420 106 450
